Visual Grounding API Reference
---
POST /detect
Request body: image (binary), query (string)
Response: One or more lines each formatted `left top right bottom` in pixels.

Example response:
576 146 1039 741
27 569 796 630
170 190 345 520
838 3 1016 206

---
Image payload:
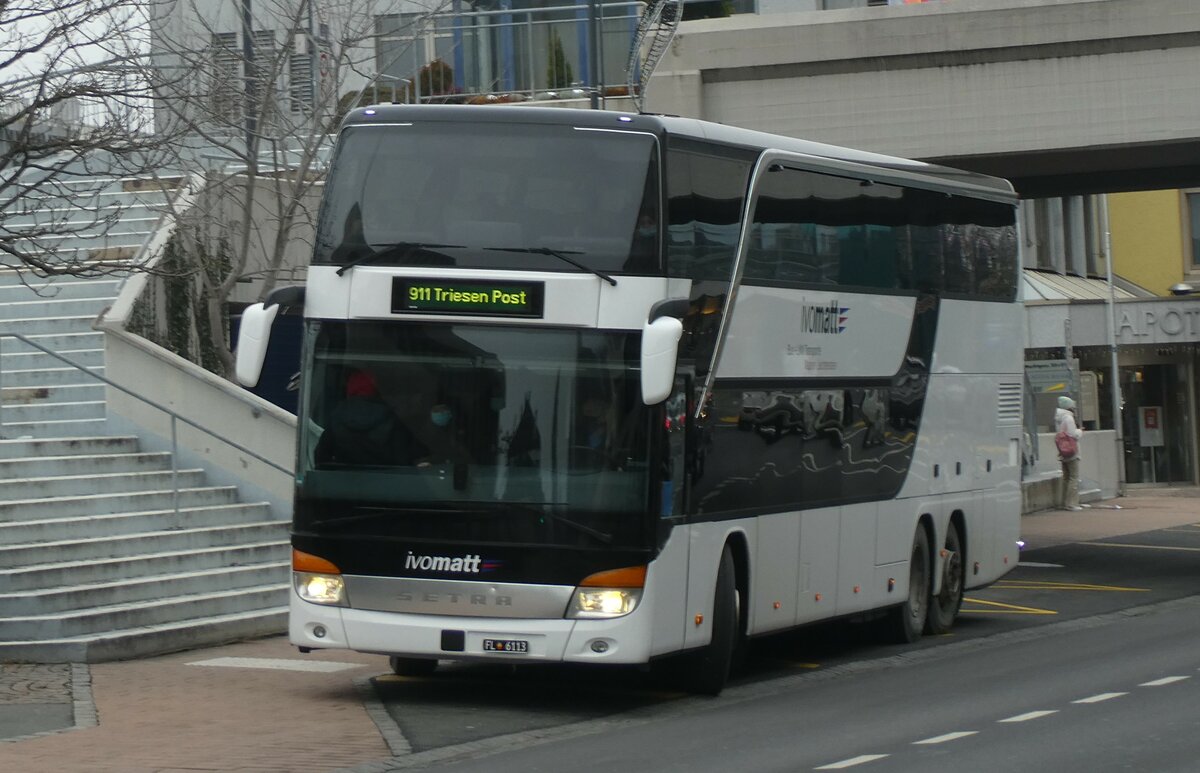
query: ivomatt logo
404 551 502 574
800 299 848 334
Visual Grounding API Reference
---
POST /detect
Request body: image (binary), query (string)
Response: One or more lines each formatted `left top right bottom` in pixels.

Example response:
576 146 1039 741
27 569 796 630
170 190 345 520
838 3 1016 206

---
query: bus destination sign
392 278 545 318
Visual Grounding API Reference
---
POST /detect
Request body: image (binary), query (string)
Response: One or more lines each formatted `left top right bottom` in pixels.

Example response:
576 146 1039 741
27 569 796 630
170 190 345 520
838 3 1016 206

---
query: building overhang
1026 296 1200 351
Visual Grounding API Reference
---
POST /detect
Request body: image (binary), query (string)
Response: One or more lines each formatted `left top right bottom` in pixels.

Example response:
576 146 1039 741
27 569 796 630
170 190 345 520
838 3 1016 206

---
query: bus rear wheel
389 656 438 677
926 521 964 635
885 526 931 644
681 546 738 696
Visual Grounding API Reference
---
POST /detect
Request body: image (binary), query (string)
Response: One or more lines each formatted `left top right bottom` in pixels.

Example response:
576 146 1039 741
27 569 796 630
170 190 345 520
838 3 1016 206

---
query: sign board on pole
1138 406 1164 447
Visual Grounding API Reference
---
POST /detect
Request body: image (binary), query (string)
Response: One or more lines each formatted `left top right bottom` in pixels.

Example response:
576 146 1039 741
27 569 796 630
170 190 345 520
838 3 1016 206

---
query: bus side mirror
235 302 280 387
641 315 683 405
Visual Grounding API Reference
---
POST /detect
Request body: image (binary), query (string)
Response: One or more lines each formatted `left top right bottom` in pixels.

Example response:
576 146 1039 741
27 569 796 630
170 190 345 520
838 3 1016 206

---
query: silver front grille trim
344 575 577 619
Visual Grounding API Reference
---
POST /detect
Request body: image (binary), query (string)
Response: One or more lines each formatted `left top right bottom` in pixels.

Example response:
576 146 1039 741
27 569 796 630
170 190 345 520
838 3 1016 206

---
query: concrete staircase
0 277 114 439
0 436 289 662
0 172 290 663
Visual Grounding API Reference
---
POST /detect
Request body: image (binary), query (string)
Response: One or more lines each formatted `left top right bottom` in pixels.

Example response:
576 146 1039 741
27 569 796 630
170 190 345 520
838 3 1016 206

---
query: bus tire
926 520 964 635
682 546 738 696
389 656 438 677
885 526 931 644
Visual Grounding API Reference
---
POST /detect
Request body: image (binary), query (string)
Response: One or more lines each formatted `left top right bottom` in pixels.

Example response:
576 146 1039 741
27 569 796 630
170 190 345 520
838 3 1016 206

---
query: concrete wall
647 0 1200 165
98 275 297 521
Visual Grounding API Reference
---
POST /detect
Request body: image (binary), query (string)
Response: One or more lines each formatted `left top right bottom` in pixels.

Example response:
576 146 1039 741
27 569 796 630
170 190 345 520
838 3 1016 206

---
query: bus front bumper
289 591 656 665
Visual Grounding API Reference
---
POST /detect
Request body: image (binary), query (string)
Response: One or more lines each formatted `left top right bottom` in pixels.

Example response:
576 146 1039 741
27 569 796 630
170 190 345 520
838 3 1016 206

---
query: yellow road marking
1083 541 1200 553
995 580 1148 592
961 598 1057 615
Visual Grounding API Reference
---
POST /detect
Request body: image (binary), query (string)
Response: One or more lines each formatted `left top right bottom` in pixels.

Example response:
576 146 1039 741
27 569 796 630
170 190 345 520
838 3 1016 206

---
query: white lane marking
999 710 1058 723
815 754 890 769
186 656 365 672
1073 692 1127 704
1140 676 1190 687
913 731 978 745
1017 561 1064 568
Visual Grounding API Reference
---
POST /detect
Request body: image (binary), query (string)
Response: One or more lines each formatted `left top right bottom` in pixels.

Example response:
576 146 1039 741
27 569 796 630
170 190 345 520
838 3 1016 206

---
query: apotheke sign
1116 303 1200 343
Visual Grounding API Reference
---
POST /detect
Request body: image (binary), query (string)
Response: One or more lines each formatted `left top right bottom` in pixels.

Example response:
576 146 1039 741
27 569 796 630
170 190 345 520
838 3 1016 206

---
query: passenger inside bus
321 369 425 466
368 362 465 469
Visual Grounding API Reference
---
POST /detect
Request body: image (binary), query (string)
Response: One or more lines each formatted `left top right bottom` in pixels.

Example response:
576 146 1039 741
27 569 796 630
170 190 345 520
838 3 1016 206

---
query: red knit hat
346 370 378 397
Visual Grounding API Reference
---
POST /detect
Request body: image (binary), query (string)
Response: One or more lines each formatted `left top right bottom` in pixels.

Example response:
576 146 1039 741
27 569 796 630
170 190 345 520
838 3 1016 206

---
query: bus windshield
296 321 653 548
315 122 661 275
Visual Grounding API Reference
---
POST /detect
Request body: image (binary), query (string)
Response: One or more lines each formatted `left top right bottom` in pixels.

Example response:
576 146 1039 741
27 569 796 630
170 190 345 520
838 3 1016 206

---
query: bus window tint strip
741 168 1018 301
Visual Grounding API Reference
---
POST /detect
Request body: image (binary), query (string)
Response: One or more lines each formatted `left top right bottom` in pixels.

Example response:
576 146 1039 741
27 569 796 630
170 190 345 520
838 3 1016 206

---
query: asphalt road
354 517 1200 772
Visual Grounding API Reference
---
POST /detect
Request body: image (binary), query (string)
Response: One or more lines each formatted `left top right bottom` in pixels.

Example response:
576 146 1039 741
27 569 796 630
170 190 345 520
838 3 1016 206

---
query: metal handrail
0 332 290 516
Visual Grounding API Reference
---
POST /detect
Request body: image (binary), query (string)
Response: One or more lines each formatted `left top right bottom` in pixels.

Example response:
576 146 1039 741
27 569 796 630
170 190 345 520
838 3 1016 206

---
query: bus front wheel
681 546 738 696
389 656 438 677
885 526 931 644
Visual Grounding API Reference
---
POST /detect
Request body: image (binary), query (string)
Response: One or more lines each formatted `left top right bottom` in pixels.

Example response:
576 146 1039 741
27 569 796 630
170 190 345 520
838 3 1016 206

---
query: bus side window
666 146 752 282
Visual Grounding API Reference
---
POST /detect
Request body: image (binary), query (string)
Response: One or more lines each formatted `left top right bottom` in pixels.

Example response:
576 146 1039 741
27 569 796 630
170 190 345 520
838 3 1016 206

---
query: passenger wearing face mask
416 402 468 469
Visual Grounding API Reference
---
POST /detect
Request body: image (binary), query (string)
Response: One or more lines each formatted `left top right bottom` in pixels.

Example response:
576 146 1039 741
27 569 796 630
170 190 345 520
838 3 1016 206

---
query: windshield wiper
335 241 464 276
485 246 617 286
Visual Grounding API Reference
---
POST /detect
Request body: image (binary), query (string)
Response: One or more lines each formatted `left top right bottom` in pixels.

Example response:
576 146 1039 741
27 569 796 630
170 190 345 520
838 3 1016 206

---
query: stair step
0 367 105 388
0 278 120 301
8 331 103 351
0 297 112 320
0 398 106 422
2 381 104 405
0 541 290 592
0 562 289 615
0 467 207 498
0 484 242 521
0 607 288 664
0 315 100 335
0 501 273 543
0 417 108 439
0 451 172 479
0 521 287 569
0 435 139 459
0 348 105 370
1 584 288 639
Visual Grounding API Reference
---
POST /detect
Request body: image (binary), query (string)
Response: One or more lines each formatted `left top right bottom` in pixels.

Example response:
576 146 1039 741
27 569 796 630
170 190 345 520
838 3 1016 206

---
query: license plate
483 638 529 654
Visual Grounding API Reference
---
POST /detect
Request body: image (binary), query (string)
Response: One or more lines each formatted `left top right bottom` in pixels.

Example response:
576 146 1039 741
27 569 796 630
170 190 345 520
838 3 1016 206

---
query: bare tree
0 0 180 278
138 0 448 376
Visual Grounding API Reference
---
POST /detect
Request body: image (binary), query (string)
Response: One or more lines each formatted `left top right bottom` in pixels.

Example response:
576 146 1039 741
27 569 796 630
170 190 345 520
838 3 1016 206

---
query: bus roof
340 104 1017 200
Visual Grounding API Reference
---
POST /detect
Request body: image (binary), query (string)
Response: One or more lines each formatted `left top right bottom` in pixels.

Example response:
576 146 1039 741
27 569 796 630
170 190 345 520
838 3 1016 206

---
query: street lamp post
1101 193 1126 496
588 0 600 109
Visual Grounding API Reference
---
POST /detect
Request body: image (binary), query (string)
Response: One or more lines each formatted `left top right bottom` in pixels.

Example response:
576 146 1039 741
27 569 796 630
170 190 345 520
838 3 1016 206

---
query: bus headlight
568 588 642 618
566 565 646 619
292 549 347 606
294 572 348 606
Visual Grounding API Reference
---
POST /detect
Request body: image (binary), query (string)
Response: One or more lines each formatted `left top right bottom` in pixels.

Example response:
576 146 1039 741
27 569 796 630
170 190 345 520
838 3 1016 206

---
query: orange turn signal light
293 548 342 574
579 565 647 588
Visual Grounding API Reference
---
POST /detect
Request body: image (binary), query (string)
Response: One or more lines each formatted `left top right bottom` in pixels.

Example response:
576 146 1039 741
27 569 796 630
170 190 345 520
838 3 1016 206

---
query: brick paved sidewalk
0 637 393 773
1021 491 1200 549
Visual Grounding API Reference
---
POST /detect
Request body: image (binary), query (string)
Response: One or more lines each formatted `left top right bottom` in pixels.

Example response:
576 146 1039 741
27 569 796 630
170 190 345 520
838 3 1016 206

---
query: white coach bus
236 104 1023 695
